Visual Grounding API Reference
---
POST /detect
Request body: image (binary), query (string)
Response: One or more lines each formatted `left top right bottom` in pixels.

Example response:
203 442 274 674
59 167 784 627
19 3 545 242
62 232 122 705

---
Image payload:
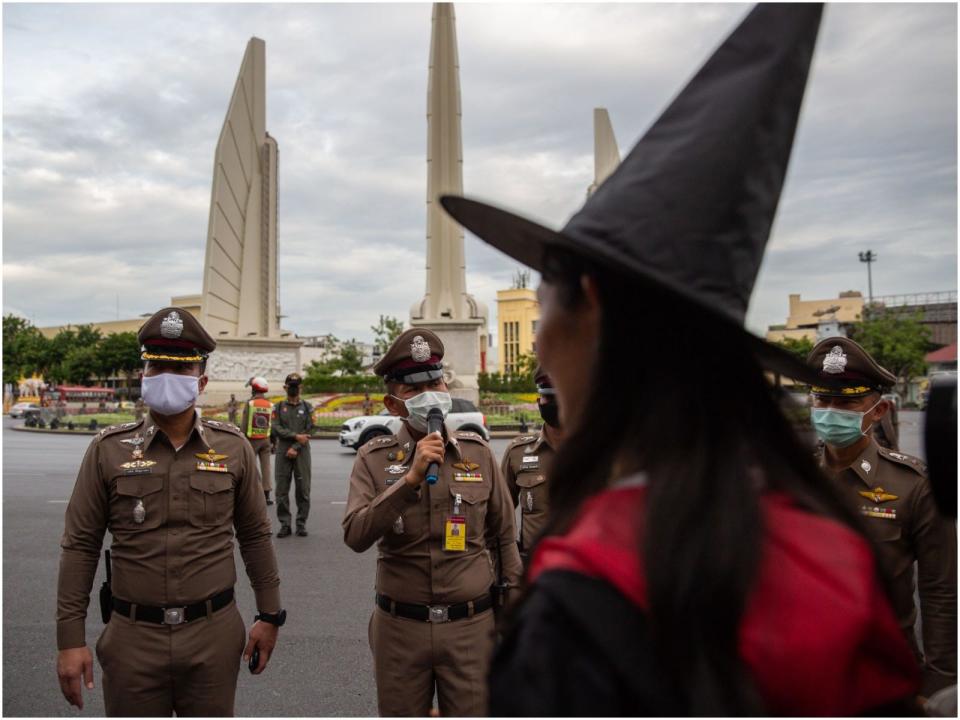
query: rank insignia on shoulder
859 487 898 504
197 461 229 473
452 462 480 472
860 460 872 473
453 471 483 483
196 449 228 463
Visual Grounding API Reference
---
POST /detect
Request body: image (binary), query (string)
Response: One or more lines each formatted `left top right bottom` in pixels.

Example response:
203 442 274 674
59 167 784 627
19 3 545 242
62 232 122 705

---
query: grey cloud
3 3 956 348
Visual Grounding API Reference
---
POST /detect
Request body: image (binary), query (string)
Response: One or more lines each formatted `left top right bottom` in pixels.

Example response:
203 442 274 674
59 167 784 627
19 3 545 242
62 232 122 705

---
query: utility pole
858 250 876 311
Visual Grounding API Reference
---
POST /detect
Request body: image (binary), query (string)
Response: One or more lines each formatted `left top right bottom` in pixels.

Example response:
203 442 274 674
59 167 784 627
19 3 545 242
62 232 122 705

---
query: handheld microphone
425 407 444 485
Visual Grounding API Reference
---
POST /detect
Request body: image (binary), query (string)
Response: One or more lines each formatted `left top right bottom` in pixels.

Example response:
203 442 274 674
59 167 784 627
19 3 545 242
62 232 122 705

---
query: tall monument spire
410 3 488 402
201 37 284 338
412 2 485 323
587 108 621 197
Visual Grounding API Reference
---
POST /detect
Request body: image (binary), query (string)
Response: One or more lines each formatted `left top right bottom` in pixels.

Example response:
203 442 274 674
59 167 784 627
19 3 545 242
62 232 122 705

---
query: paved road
2 413 925 716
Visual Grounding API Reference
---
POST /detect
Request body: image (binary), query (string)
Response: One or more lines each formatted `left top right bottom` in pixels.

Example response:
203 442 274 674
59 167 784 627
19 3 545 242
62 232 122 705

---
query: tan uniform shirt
343 423 522 605
819 439 957 694
57 414 281 650
500 432 554 552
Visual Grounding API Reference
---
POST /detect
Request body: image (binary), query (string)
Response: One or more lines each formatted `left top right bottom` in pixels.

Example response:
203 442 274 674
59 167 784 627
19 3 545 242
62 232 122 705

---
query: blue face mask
810 400 881 448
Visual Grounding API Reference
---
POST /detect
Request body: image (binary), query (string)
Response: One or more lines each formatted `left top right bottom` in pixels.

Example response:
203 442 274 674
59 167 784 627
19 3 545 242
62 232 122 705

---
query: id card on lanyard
444 493 466 552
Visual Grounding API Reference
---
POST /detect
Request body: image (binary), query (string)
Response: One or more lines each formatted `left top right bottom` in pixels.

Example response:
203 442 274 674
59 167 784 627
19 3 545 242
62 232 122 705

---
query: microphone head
426 407 444 420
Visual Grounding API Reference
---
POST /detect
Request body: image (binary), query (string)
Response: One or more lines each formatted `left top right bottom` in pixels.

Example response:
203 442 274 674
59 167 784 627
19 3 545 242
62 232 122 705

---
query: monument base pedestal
409 318 486 405
201 336 303 407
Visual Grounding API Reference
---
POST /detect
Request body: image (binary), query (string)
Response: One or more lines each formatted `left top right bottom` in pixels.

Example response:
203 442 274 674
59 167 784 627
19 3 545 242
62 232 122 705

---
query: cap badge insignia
196 449 228 463
860 460 872 473
133 499 146 524
823 346 847 374
859 487 898 504
410 335 431 363
160 311 184 339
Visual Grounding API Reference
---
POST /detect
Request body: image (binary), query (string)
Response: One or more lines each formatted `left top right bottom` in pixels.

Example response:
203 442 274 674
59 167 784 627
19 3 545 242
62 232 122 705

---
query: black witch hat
441 3 830 384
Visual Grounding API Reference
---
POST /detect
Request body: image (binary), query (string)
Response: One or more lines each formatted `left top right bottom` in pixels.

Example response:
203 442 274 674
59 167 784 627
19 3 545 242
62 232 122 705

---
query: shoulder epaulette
202 418 245 436
510 434 536 447
361 434 399 454
454 430 487 444
878 446 928 477
97 419 143 440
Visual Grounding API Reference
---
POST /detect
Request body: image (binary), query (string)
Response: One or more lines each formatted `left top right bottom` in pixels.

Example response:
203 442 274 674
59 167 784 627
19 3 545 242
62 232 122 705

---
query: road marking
48 500 69 504
330 501 346 505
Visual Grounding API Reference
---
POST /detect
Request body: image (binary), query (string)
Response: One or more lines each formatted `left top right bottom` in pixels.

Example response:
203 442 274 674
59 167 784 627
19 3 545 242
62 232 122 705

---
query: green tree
774 336 815 362
98 332 141 395
336 340 365 375
61 345 101 385
370 315 405 355
851 311 931 397
3 315 48 387
516 351 539 379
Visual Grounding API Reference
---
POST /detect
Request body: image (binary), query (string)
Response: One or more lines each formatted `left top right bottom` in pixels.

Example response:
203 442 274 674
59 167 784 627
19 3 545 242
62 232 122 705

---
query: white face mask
396 391 453 433
142 373 200 416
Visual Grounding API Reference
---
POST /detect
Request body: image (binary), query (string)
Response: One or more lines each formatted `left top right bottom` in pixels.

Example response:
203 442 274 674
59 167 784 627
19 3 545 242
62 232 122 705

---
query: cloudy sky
3 2 957 349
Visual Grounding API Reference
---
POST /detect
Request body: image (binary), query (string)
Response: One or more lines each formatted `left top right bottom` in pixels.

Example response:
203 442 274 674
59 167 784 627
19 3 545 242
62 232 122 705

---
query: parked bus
42 385 116 413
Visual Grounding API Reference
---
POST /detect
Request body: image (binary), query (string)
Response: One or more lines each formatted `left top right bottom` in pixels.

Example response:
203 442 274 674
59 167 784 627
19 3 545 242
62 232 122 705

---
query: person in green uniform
272 373 314 537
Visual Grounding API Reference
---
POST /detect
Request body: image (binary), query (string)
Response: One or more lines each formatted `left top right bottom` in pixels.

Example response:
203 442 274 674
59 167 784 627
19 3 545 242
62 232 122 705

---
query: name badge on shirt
520 455 539 471
444 515 466 551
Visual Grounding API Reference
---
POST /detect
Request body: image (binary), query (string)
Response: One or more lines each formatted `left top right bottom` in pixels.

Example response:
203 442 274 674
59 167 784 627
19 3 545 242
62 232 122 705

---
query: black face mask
539 400 560 429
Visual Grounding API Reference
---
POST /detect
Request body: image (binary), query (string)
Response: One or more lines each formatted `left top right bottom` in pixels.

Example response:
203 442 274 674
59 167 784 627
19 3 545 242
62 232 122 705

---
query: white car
9 402 40 418
339 398 489 450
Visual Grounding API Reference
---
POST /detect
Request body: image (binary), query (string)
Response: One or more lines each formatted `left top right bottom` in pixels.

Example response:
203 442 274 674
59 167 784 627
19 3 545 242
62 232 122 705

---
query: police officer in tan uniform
807 337 956 696
241 376 275 506
343 329 522 717
56 308 287 716
500 367 564 566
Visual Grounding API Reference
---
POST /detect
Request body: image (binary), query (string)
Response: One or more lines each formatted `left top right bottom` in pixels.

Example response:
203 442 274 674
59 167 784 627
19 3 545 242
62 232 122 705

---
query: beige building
39 295 202 339
497 288 539 375
766 291 864 343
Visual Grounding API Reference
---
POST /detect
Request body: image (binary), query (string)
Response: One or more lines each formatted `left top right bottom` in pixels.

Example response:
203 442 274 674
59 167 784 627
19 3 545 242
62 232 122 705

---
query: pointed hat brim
440 193 833 387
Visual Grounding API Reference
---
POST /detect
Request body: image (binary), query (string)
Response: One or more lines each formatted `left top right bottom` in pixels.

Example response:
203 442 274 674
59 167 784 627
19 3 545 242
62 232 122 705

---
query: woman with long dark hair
441 4 920 715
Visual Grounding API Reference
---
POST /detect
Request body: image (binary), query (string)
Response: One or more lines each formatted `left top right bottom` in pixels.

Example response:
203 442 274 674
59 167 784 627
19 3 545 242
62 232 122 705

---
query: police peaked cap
138 307 215 363
806 337 897 397
375 329 445 385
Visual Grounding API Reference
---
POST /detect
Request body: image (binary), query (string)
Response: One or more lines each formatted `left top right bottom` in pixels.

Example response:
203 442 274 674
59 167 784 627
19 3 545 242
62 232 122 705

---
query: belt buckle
163 607 187 625
427 605 449 623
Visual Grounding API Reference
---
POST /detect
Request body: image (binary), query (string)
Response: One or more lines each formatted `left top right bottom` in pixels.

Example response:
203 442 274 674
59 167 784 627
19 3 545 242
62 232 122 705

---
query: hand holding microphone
405 411 446 487
424 408 445 485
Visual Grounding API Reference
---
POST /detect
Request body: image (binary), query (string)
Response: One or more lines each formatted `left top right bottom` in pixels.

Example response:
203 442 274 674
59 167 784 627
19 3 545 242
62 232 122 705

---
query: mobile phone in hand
248 648 260 674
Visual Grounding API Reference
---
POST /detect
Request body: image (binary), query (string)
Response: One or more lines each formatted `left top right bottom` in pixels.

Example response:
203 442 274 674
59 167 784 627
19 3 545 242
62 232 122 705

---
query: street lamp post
858 250 876 310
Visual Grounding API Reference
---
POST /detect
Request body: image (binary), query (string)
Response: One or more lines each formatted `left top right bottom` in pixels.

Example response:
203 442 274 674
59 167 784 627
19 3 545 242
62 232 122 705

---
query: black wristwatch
254 609 287 627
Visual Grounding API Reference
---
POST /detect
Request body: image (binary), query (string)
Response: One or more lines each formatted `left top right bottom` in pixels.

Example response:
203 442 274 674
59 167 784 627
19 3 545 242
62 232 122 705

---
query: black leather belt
112 588 234 625
375 592 491 623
